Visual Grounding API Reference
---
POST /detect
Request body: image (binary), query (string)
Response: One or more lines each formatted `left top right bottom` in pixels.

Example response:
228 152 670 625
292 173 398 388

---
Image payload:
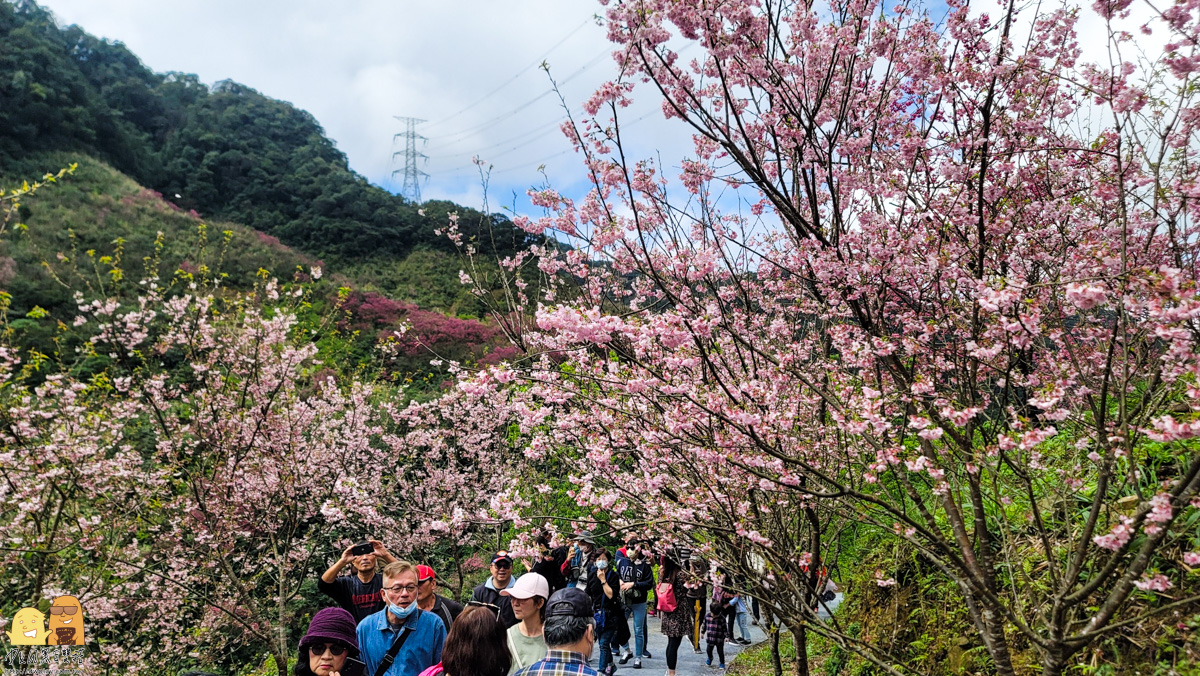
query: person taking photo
319 539 397 623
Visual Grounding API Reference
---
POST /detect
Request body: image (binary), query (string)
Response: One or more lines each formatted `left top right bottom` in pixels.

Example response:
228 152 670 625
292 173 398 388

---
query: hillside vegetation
0 152 312 315
0 0 539 391
0 0 533 274
0 153 518 392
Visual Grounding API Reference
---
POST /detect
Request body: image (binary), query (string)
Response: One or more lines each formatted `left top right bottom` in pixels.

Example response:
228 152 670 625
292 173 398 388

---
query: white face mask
596 559 609 570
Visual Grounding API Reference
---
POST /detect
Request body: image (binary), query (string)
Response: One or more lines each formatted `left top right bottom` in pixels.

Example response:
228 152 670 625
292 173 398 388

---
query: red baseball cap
416 565 436 582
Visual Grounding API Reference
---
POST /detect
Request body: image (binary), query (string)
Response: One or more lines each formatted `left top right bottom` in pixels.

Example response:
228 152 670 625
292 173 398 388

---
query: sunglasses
493 561 512 570
49 607 79 616
309 643 348 657
468 600 502 620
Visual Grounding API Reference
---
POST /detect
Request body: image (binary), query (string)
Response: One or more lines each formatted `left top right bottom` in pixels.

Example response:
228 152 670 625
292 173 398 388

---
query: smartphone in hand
350 542 374 557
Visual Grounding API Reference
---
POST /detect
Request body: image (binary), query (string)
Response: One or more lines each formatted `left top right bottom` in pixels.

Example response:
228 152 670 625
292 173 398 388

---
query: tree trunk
980 606 1017 676
1040 646 1070 676
791 625 810 676
767 608 783 676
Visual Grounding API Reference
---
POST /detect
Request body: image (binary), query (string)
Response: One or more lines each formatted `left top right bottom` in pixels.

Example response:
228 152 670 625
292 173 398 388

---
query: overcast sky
34 0 1158 220
35 0 685 212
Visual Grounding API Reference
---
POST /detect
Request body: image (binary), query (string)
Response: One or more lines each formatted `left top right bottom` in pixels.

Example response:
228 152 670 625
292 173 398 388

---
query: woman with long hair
295 608 364 676
657 554 692 676
418 604 513 676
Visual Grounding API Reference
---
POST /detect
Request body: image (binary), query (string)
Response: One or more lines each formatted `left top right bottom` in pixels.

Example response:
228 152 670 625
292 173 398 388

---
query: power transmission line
432 114 570 160
422 16 594 132
427 109 659 178
391 116 428 202
425 46 612 143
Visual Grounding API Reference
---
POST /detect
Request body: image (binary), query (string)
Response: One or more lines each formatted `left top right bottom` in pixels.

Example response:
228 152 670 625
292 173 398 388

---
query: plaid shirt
513 649 599 676
705 611 727 644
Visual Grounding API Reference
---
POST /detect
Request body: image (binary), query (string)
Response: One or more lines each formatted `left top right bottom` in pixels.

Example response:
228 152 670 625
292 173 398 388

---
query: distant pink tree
341 290 507 368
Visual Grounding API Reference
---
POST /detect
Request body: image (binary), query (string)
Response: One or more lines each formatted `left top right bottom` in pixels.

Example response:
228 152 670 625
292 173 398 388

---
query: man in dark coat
470 550 519 628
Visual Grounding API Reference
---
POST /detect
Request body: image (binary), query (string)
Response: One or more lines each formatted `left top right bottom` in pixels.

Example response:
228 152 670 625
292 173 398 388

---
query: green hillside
0 0 535 279
0 0 540 391
1 152 312 316
1 153 518 393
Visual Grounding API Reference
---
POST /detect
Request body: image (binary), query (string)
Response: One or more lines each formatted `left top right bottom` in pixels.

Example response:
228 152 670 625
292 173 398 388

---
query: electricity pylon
391 116 428 203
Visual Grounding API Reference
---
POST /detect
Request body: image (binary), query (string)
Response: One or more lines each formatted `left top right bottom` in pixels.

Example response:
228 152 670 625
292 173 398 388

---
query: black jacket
586 568 625 617
471 579 517 629
532 545 570 595
587 568 630 645
430 594 464 630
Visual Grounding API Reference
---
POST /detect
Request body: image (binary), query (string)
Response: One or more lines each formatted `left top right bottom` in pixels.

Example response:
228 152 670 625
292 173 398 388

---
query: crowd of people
298 533 771 676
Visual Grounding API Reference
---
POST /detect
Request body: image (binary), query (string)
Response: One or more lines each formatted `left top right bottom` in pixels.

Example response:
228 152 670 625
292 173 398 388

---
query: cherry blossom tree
456 0 1200 673
375 378 531 597
0 220 524 674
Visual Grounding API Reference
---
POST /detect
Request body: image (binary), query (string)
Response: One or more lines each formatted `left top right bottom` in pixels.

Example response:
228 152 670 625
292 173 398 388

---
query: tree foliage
453 0 1200 673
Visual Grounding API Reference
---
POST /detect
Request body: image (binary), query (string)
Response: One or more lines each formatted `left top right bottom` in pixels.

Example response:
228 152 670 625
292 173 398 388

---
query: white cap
501 573 549 600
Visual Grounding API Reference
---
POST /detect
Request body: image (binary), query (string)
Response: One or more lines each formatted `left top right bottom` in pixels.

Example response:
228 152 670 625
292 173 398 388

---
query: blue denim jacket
357 607 446 676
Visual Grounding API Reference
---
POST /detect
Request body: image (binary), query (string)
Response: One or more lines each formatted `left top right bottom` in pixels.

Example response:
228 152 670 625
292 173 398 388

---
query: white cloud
37 0 1167 223
36 0 692 209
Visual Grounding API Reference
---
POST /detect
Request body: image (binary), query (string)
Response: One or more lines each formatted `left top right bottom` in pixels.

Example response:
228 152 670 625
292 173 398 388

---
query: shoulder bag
374 610 421 676
656 575 677 613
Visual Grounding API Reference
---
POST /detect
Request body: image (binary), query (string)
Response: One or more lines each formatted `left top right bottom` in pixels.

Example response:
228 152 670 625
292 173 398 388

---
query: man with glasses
415 564 463 631
471 550 520 629
319 539 397 623
357 560 446 676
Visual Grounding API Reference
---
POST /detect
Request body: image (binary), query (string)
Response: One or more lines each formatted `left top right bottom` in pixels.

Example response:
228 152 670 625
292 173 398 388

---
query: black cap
492 550 513 565
545 587 592 618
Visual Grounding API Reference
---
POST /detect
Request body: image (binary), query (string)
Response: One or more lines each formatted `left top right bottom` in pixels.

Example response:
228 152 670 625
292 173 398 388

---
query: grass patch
730 630 796 676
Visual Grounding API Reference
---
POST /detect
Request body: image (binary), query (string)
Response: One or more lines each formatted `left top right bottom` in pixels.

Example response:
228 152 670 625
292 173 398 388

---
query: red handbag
656 580 677 612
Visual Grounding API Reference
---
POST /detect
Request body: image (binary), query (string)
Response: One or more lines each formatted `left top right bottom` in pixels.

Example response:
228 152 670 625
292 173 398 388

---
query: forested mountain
0 0 533 262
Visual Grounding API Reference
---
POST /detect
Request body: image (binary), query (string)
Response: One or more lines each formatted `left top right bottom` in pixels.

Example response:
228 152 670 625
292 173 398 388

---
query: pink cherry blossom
443 0 1200 673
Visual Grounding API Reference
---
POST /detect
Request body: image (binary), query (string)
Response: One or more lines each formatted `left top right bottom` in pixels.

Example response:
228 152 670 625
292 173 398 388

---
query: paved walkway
612 613 769 675
597 593 844 675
